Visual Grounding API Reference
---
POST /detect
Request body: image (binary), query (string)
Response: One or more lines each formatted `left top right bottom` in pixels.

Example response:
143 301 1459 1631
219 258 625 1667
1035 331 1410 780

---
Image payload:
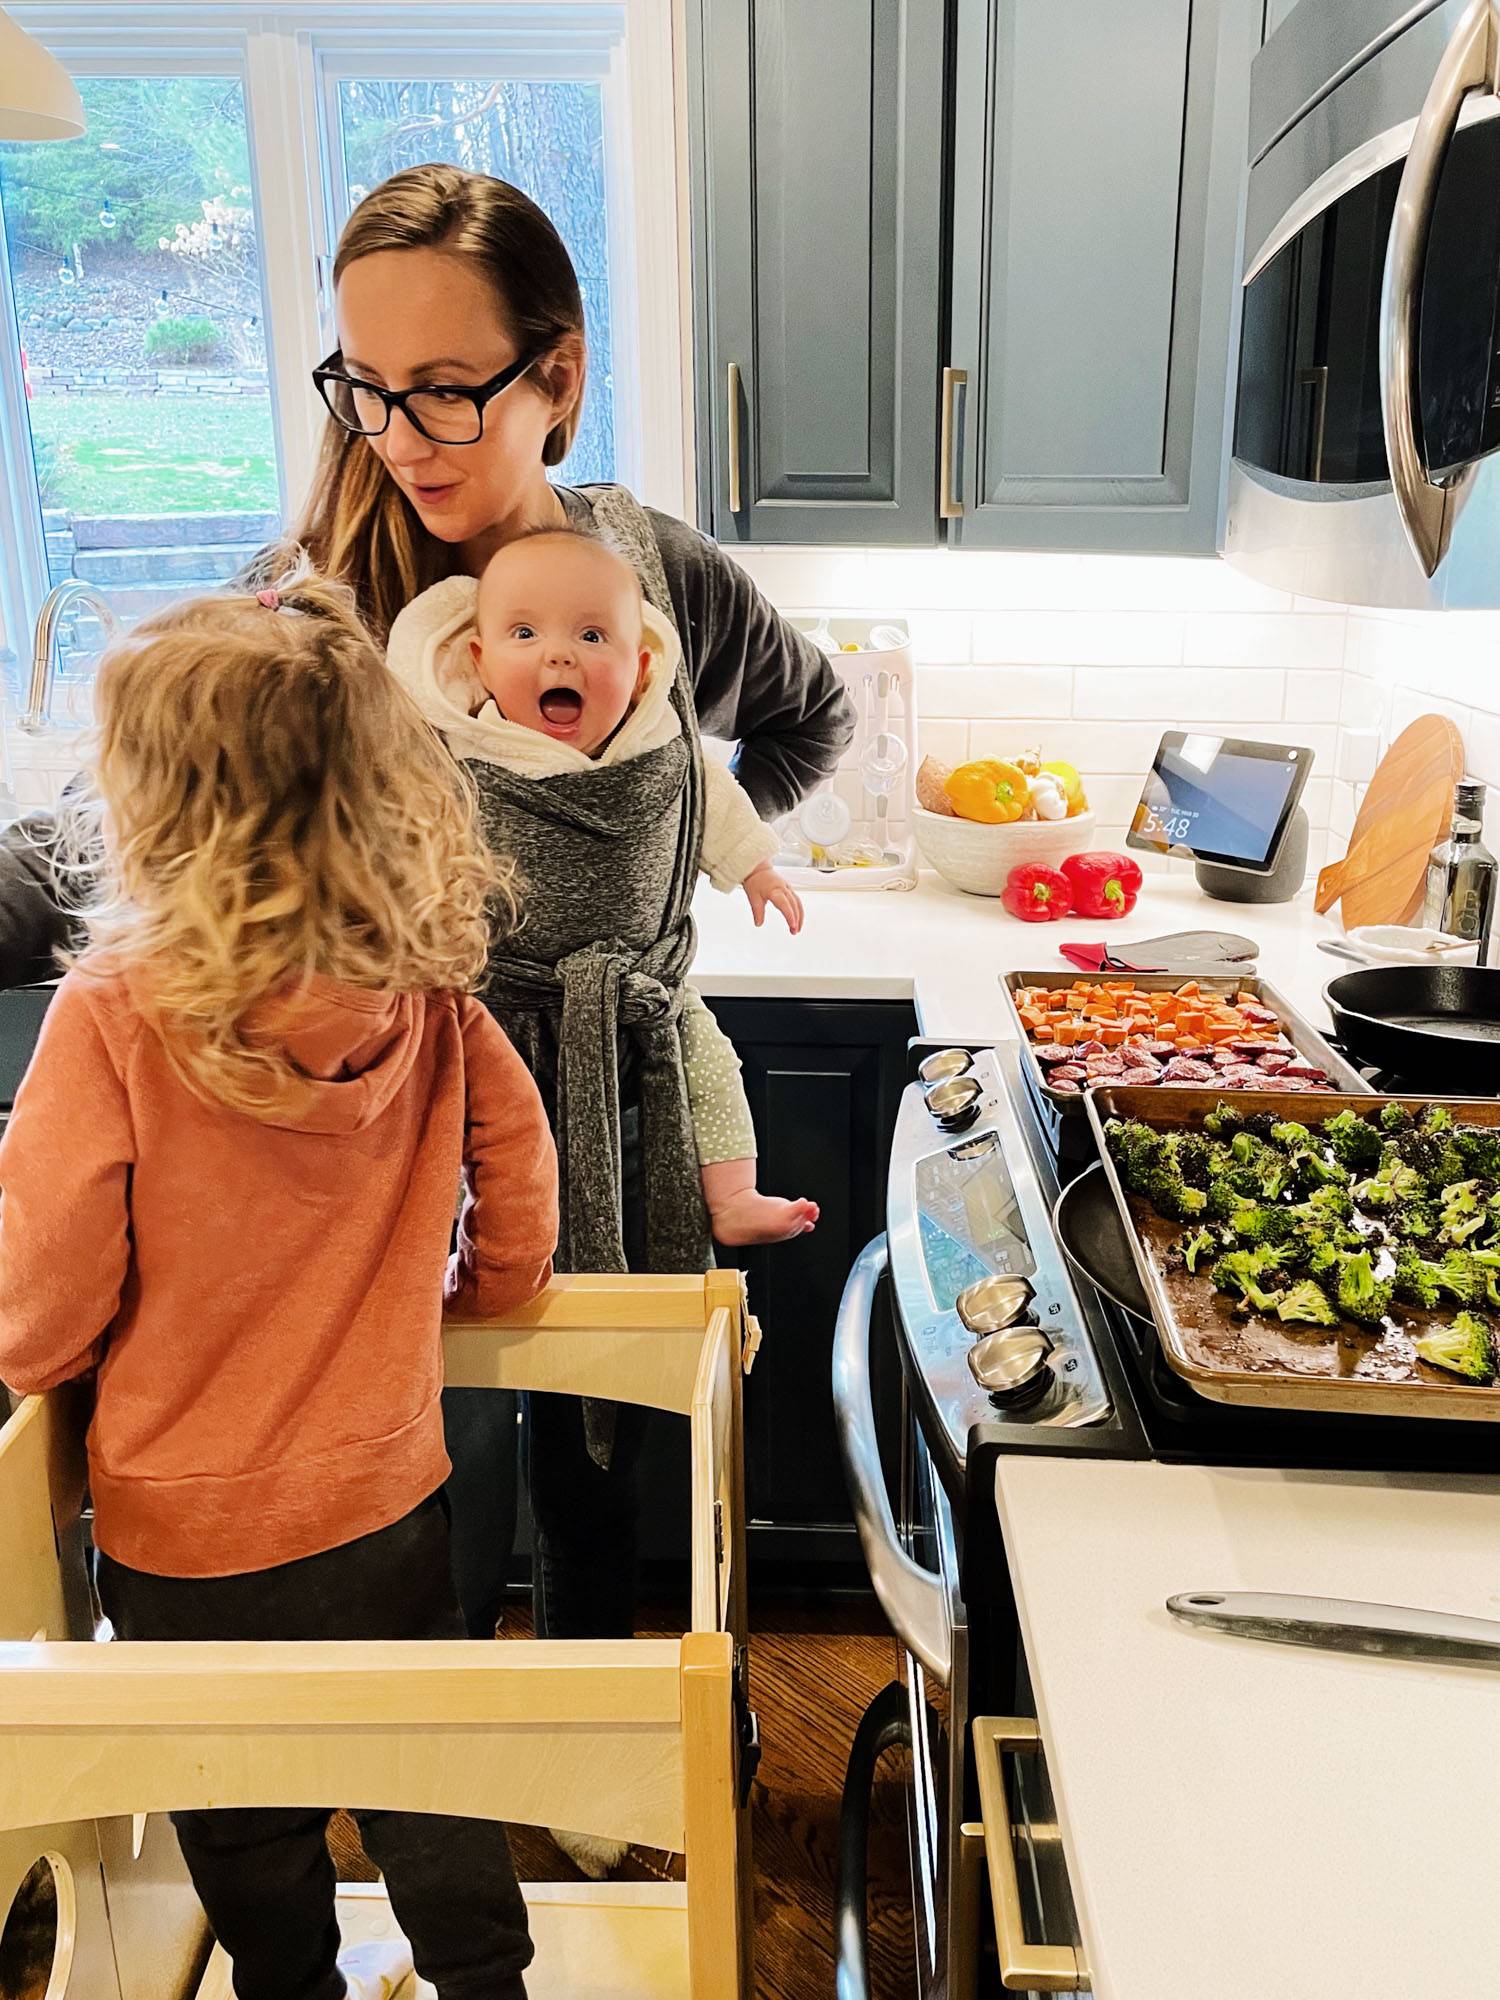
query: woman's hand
741 862 803 934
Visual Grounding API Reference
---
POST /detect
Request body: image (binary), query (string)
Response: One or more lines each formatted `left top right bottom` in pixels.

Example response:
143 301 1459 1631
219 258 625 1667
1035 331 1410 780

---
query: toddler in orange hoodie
0 574 559 2000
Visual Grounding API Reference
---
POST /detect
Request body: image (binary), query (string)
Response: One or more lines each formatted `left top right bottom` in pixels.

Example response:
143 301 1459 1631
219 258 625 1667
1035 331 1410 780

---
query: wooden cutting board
1315 714 1466 928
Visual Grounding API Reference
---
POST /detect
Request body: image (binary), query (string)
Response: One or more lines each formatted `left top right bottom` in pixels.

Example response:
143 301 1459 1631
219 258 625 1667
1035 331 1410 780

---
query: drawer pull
972 1715 1086 1992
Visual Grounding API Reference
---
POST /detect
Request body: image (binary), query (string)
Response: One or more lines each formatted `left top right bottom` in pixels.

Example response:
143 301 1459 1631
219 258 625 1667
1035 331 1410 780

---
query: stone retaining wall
24 366 268 397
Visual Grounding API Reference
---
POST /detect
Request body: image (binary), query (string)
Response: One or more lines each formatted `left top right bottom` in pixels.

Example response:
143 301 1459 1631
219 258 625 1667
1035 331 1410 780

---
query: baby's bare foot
712 1191 819 1246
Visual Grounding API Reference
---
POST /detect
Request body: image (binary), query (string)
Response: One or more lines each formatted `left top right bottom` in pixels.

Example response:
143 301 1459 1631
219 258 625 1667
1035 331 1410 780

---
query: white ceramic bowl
913 806 1096 897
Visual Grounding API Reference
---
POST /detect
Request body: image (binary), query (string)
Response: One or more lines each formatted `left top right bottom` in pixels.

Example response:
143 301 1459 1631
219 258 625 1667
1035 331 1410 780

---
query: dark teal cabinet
689 0 1254 555
687 0 946 545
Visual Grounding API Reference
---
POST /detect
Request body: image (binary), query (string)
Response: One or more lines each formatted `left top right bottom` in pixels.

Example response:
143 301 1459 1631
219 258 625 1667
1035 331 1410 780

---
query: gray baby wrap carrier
470 487 714 1466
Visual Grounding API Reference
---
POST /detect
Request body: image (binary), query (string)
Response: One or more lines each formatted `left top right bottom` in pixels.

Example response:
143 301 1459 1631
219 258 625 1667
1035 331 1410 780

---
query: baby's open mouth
539 687 584 724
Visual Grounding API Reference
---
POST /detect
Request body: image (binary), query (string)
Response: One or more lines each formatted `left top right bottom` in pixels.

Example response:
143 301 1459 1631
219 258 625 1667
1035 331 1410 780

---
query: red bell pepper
1002 863 1074 922
1060 851 1142 920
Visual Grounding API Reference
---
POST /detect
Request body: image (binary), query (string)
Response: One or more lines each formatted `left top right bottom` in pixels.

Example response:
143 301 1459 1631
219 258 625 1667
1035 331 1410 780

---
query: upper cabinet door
690 0 946 544
946 0 1252 552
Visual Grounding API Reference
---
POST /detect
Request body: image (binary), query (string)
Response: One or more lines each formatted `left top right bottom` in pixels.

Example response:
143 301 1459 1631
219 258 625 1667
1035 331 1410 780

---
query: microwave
1225 0 1500 607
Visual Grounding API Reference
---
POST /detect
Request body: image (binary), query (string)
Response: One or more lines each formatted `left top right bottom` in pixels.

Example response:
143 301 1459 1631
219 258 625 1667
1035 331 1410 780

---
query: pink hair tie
256 587 281 610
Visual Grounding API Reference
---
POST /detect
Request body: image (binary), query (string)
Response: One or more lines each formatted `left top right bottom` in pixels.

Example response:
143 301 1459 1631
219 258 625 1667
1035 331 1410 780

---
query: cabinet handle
972 1716 1086 1993
727 360 743 516
940 366 967 520
1380 0 1500 576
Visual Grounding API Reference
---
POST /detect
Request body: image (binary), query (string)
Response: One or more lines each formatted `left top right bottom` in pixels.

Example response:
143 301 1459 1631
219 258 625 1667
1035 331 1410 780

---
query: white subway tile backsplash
969 719 1169 773
731 545 871 609
904 609 974 664
1336 728 1381 785
971 610 1186 667
1073 665 1284 722
918 664 1072 720
727 540 1377 845
1180 612 1346 671
1283 670 1343 723
1460 707 1500 788
916 719 970 767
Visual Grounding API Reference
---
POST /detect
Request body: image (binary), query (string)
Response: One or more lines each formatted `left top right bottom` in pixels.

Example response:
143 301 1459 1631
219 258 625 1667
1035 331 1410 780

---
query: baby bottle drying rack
776 619 918 892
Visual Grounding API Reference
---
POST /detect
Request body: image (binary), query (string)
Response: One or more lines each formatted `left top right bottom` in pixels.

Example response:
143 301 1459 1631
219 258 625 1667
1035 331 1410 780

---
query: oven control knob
923 1073 983 1133
955 1273 1034 1336
967 1326 1052 1404
917 1047 974 1086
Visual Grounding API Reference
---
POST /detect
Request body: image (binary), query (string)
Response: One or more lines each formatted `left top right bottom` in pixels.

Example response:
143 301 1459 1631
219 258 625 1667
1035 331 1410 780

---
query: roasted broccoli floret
1437 1179 1493 1246
1203 1100 1244 1138
1453 1124 1500 1181
1392 1246 1443 1311
1180 1226 1218 1275
1334 1248 1394 1327
1270 1120 1314 1151
1229 1201 1296 1248
1173 1132 1215 1190
1229 1130 1262 1165
1242 1111 1282 1142
1322 1108 1383 1172
1302 1183 1356 1224
1391 1199 1438 1244
1420 1103 1455 1134
1433 1249 1488 1307
1386 1126 1463 1189
1207 1176 1255 1222
1212 1249 1284 1315
1276 1280 1340 1327
1255 1153 1291 1201
1143 1161 1209 1223
1413 1312 1496 1385
1105 1118 1165 1194
1292 1147 1351 1195
1352 1159 1425 1210
1379 1101 1414 1133
1306 1239 1343 1280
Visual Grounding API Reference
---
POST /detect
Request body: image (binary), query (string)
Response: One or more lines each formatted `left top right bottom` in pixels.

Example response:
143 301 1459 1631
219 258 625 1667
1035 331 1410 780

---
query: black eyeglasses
312 349 542 445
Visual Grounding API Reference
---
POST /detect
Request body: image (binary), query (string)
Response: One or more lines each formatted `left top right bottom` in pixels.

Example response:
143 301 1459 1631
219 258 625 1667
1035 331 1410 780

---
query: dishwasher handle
832 1235 952 1686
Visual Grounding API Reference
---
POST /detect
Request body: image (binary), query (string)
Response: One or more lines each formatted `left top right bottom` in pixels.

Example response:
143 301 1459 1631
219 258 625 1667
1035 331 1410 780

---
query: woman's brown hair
292 165 587 643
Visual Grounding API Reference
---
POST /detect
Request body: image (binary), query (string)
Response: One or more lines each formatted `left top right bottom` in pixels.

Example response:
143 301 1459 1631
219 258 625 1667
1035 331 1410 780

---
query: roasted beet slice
1117 1068 1162 1085
1050 1077 1082 1095
1162 1056 1215 1082
1033 1043 1072 1064
1280 1060 1328 1080
1051 1064 1088 1082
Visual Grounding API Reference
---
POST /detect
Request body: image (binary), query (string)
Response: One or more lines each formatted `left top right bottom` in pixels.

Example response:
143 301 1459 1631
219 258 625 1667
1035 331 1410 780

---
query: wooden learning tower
0 1270 759 2000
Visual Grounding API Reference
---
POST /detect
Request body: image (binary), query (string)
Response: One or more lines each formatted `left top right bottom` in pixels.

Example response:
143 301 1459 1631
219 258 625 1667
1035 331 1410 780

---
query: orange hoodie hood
245 975 426 1136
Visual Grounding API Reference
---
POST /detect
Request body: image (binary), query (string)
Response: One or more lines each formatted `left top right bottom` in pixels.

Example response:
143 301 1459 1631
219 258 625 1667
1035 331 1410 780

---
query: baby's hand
742 861 803 934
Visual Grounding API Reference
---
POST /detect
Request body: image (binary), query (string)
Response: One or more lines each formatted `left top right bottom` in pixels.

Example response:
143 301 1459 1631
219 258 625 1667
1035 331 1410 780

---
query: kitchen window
0 2 684 794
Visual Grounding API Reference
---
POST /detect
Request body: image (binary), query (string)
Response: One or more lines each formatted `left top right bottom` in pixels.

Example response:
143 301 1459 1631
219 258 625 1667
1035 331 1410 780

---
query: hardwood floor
327 1593 917 2000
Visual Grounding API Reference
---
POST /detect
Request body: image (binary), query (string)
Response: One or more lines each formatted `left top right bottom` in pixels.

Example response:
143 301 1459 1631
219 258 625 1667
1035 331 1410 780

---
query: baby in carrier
389 525 818 1247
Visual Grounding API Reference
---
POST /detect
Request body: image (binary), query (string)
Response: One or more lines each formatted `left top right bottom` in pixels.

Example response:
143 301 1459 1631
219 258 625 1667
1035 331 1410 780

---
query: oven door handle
1380 0 1500 576
833 1235 953 1686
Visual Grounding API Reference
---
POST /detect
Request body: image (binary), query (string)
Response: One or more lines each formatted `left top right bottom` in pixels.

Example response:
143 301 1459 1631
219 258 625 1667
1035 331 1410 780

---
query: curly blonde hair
73 569 516 1118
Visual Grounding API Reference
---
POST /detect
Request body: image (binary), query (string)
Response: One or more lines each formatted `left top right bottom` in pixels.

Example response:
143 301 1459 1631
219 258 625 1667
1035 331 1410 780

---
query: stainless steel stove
835 1035 1500 2000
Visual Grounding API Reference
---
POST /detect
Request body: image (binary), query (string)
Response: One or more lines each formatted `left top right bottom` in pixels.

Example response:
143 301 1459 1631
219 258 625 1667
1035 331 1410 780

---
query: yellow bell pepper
944 758 1030 824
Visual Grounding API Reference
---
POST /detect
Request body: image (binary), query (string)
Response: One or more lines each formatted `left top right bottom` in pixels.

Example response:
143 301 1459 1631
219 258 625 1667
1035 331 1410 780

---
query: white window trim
0 0 688 656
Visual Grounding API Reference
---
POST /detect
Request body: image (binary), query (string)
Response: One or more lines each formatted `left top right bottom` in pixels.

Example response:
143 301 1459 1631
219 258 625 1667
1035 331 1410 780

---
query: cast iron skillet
1052 1165 1151 1323
1323 964 1500 1091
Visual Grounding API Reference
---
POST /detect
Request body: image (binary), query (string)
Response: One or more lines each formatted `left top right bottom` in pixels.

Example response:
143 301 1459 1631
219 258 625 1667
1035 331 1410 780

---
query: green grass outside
26 391 280 516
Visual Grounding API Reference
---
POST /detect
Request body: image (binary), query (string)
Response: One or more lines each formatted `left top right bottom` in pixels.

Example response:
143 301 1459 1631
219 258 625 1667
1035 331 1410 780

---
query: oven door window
1236 118 1500 487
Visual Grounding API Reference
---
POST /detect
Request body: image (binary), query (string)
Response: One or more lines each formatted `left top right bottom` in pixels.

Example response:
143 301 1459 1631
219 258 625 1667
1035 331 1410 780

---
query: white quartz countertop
993 1456 1500 2000
691 870 1342 1042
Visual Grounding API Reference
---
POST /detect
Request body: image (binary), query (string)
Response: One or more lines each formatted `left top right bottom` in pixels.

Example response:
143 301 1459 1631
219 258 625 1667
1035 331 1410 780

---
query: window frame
0 0 687 667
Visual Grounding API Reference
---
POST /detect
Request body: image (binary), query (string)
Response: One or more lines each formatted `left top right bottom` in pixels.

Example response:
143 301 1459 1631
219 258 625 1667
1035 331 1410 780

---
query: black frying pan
1052 1166 1151 1323
1323 965 1500 1091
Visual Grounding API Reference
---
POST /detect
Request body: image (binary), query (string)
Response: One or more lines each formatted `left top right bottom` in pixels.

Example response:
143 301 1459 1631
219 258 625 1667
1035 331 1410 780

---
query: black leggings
97 1499 532 2000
